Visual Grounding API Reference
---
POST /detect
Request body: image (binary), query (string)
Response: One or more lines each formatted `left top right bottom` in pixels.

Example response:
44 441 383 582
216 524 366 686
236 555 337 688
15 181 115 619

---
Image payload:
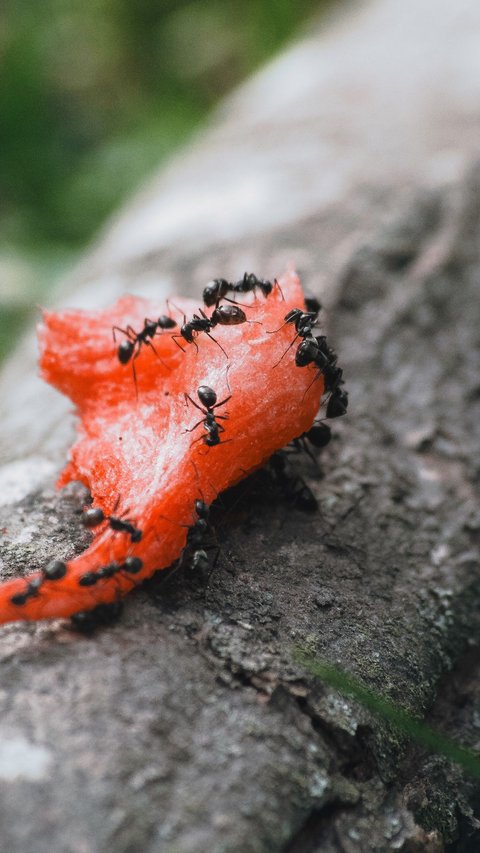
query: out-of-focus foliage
0 0 330 362
1 0 325 247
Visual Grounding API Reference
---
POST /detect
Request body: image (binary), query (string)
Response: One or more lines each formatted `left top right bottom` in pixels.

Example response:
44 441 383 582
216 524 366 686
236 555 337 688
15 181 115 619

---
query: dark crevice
282 800 357 853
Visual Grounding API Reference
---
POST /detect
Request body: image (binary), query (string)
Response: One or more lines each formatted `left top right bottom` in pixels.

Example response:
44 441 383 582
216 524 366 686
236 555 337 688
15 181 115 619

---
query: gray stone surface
1 0 480 850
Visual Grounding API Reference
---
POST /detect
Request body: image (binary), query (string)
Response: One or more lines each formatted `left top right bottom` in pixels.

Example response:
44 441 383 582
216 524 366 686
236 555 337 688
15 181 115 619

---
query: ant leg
213 394 232 410
206 333 228 358
272 334 299 369
145 339 169 370
171 335 187 352
191 432 207 446
184 393 207 414
112 325 135 343
166 299 184 320
301 367 323 402
131 359 139 400
225 363 232 393
215 414 229 421
266 320 290 334
184 419 205 434
274 278 285 300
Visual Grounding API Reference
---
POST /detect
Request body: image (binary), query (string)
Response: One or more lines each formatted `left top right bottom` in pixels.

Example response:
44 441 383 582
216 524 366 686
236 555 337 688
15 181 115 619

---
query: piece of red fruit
0 270 324 624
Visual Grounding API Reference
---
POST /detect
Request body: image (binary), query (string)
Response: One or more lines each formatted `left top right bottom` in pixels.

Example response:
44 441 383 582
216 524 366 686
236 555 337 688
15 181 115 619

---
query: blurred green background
0 0 328 363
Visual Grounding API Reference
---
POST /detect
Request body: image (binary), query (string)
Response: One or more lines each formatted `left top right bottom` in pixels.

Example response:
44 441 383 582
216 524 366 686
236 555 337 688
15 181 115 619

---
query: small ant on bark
70 601 124 633
288 422 332 464
269 452 318 512
184 385 232 447
179 500 219 576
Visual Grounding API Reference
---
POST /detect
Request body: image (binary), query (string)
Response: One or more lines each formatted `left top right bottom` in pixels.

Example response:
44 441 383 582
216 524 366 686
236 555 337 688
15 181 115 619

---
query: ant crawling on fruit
82 505 143 543
112 314 177 393
10 557 69 607
171 305 244 357
184 385 232 447
202 272 279 307
10 575 43 607
78 556 143 588
270 306 322 367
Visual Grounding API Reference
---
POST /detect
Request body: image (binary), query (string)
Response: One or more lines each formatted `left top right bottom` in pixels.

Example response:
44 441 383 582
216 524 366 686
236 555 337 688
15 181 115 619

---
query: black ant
82 506 142 543
295 335 334 369
11 558 70 605
112 314 177 392
288 422 332 464
71 601 124 633
233 272 275 299
184 385 231 447
303 293 322 314
203 278 230 307
155 495 220 586
10 575 43 606
43 559 67 581
172 304 249 357
269 452 318 512
180 500 219 576
326 386 349 418
202 272 276 307
270 306 322 367
78 556 143 587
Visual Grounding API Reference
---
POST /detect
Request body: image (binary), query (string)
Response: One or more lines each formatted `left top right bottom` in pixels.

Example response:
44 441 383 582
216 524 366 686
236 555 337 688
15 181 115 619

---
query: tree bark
1 0 480 850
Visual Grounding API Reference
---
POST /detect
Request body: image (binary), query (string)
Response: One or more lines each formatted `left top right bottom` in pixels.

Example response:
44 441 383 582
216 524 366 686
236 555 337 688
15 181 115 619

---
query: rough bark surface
1 0 480 850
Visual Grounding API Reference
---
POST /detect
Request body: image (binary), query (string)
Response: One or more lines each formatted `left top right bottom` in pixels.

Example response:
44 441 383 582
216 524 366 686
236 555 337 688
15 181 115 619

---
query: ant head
123 556 143 575
82 507 105 528
304 294 322 313
198 385 217 408
43 559 67 581
118 340 135 364
307 423 332 448
181 322 194 342
191 550 209 572
203 279 228 307
195 499 210 519
259 278 273 295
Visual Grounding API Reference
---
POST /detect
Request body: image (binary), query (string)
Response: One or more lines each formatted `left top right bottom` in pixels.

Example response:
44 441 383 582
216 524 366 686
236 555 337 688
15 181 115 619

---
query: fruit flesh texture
0 270 323 624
